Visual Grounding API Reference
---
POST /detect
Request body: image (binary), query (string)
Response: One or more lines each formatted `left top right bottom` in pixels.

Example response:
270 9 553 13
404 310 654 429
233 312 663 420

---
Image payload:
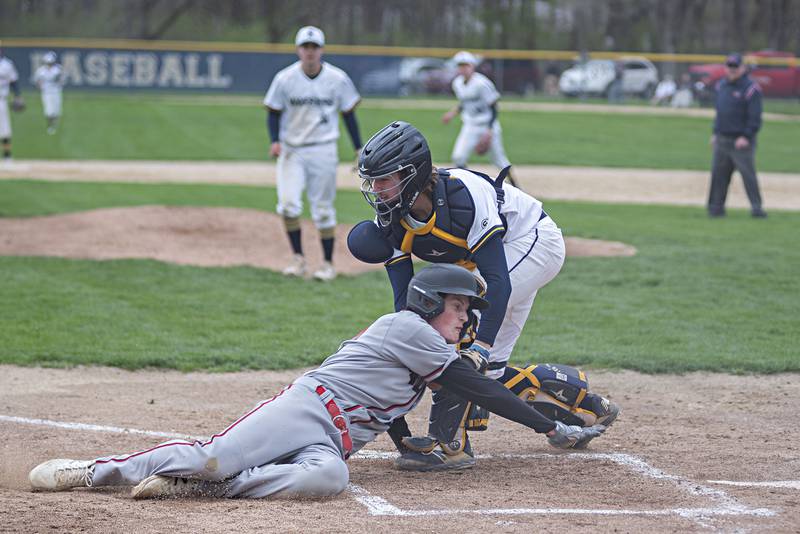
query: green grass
1 180 797 373
11 91 800 172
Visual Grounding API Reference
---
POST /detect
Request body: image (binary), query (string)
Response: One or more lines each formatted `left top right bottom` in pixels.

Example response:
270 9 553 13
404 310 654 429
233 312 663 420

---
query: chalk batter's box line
0 414 777 522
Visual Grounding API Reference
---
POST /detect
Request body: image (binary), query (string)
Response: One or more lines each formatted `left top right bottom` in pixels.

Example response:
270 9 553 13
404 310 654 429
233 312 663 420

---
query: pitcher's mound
0 206 636 273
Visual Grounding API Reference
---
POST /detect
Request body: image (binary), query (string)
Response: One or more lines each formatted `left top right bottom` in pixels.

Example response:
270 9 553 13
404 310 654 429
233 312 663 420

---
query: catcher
441 51 518 187
29 264 603 499
350 121 620 471
0 45 24 162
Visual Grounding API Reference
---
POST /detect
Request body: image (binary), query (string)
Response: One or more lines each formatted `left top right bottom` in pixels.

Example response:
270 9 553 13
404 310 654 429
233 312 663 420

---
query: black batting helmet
358 121 433 226
406 264 489 320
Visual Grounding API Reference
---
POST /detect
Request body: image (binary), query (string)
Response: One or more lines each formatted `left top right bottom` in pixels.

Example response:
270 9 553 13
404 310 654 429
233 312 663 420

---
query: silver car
559 56 659 98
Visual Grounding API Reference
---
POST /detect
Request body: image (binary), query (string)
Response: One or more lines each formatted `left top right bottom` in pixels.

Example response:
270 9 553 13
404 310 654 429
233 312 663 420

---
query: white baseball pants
276 141 338 229
482 216 566 379
451 121 511 169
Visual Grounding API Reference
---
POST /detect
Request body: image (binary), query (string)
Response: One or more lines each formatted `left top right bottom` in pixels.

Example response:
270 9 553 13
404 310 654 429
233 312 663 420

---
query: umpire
708 52 766 218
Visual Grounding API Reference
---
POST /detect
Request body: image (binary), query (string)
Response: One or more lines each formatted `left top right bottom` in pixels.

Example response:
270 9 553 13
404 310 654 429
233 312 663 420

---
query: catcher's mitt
11 98 26 113
474 133 492 155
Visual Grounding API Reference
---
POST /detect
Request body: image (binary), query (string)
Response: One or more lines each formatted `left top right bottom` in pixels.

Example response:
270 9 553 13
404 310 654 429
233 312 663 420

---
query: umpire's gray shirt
305 310 459 451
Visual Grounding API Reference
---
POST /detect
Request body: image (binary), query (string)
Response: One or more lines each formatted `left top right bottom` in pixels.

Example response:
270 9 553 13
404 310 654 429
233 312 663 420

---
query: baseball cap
725 53 743 67
43 51 57 64
453 51 478 66
295 26 325 47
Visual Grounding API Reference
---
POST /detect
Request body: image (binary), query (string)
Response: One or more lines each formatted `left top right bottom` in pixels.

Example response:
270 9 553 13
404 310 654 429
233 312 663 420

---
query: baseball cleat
312 261 336 282
395 449 476 472
29 459 95 491
131 475 205 499
282 254 307 277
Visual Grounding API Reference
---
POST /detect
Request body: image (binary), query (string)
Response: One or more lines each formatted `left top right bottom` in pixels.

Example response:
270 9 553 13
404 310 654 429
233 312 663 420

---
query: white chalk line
709 480 800 490
2 414 776 522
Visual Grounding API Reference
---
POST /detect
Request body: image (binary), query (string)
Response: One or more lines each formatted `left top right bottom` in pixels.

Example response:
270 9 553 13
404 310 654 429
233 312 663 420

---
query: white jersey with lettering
264 61 360 146
0 57 19 100
452 72 499 126
306 310 459 450
34 64 63 94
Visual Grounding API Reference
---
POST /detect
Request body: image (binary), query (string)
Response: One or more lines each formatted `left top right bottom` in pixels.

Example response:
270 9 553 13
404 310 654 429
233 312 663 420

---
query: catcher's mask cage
406 264 489 321
358 121 433 227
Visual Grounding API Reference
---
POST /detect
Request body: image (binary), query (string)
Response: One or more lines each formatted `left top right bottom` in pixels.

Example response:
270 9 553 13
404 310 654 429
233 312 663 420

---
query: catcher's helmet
358 121 432 226
406 264 489 320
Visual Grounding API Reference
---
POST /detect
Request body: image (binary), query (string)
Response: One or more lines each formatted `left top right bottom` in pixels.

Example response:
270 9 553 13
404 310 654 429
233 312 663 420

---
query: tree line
1 0 798 55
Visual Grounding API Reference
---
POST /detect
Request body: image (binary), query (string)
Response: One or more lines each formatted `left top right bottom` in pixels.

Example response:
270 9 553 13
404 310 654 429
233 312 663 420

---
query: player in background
33 51 64 135
28 264 604 499
264 26 363 281
0 44 24 163
441 51 518 187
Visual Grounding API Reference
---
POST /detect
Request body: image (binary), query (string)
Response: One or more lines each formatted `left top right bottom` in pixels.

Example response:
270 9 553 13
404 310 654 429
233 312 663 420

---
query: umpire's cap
407 264 489 320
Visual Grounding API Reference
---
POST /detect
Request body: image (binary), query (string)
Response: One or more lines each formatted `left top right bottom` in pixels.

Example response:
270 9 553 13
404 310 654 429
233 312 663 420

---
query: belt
315 385 353 459
487 360 508 371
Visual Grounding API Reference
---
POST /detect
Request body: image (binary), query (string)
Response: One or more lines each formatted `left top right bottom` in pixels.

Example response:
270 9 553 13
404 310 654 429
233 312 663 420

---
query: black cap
725 53 743 67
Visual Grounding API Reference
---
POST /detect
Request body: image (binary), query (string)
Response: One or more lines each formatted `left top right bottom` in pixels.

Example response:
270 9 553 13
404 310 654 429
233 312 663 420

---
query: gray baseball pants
708 135 763 215
90 376 349 498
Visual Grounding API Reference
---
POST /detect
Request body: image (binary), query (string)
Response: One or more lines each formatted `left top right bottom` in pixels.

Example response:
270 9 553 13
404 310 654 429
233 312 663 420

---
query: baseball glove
474 133 492 155
548 421 606 449
11 98 26 113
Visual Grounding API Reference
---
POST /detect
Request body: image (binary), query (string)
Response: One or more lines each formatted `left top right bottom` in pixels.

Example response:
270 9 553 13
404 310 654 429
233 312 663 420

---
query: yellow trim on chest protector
398 213 469 253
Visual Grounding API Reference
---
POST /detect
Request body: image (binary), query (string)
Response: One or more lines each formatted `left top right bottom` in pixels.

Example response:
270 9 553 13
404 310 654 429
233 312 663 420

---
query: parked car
689 50 800 106
359 57 449 96
558 56 659 98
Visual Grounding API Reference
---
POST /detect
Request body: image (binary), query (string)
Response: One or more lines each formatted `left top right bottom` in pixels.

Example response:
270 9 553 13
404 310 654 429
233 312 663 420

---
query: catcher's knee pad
502 363 598 426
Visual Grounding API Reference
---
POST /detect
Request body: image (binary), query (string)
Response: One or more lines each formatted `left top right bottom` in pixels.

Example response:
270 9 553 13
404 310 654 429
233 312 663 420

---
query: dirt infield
1 366 798 533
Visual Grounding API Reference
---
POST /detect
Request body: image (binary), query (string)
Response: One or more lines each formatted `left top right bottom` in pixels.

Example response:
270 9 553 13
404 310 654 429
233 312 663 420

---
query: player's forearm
385 256 414 312
267 109 281 143
10 81 20 98
342 110 362 150
471 236 511 346
436 358 556 434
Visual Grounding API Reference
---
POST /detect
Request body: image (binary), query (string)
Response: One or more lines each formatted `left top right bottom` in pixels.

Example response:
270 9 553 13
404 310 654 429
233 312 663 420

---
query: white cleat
313 261 336 282
29 459 94 491
131 475 205 499
282 254 307 277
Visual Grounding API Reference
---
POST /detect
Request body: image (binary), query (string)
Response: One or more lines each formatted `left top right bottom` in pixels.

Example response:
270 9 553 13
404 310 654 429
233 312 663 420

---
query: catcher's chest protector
386 176 477 267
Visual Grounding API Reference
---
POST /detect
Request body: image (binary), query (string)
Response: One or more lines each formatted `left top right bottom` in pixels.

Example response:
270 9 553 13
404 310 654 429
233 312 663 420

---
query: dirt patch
0 206 635 272
2 160 799 210
1 366 798 532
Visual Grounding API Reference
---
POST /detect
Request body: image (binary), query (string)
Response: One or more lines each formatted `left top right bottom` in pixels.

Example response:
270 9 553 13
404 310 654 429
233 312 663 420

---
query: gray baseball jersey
306 310 460 450
88 310 459 499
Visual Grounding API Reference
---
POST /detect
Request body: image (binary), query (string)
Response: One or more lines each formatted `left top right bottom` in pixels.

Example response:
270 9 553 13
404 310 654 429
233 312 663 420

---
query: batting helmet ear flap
347 220 393 264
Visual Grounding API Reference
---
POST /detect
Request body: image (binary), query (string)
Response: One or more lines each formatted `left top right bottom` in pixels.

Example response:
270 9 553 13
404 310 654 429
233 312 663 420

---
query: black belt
487 360 508 371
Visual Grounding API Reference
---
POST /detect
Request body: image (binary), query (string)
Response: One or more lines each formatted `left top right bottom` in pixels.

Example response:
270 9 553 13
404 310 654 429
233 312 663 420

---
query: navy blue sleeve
488 102 498 127
342 110 362 150
744 85 762 140
471 234 511 346
385 255 414 312
267 109 281 143
437 358 556 434
10 81 20 97
712 81 722 134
